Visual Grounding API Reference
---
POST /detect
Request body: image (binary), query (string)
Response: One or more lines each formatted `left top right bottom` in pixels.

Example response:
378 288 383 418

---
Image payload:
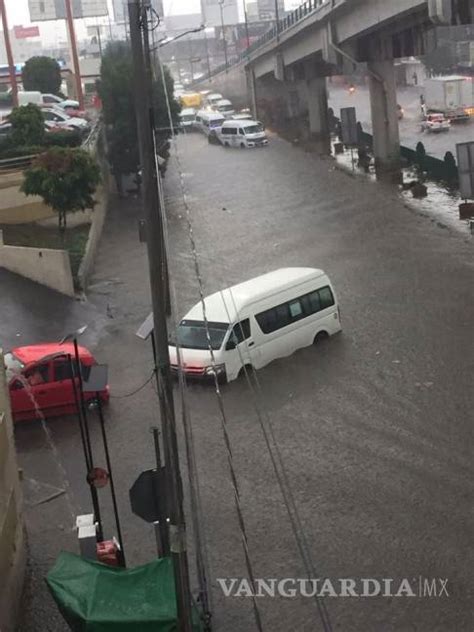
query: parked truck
423 76 473 122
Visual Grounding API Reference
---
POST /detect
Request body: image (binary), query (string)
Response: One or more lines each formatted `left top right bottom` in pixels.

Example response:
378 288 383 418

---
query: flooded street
11 130 474 631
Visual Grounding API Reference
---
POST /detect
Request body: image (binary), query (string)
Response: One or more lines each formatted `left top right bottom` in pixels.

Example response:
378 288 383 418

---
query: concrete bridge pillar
367 58 401 182
304 76 331 155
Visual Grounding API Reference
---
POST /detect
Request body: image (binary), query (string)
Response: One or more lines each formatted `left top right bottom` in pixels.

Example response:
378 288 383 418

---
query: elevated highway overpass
194 0 473 180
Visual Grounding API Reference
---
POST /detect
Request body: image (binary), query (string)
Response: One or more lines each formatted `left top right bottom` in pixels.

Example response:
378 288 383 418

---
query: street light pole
0 0 18 107
218 0 228 72
127 2 193 630
243 0 250 52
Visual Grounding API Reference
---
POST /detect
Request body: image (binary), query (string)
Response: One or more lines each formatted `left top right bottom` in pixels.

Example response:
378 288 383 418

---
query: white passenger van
195 109 225 136
215 98 235 118
219 119 268 148
205 92 223 108
169 268 341 382
179 107 196 130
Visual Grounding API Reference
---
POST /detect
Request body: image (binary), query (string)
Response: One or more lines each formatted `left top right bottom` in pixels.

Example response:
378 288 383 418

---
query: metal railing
196 0 330 82
0 154 37 172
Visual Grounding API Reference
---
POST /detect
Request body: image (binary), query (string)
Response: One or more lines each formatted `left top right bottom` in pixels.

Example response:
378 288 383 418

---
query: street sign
340 107 358 146
456 141 474 199
129 468 166 523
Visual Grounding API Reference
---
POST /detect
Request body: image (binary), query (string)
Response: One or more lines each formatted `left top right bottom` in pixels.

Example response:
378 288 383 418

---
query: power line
155 47 334 632
156 47 265 632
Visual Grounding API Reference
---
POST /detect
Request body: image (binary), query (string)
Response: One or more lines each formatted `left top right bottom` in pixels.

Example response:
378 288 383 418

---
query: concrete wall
0 352 26 632
0 181 54 225
0 229 75 296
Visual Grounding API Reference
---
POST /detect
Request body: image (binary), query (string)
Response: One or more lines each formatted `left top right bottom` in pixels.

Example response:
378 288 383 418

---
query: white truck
423 76 473 122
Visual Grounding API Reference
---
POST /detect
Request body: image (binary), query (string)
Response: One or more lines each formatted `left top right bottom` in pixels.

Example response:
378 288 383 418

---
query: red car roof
11 343 94 365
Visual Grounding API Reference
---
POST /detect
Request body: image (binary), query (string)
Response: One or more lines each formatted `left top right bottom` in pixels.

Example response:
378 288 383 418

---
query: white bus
169 267 341 382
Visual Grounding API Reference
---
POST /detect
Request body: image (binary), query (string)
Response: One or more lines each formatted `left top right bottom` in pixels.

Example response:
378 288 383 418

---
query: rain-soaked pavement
7 130 474 631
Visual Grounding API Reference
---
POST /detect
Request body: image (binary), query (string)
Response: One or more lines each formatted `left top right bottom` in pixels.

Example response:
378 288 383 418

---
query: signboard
257 0 284 21
129 469 166 523
456 141 474 199
201 0 238 27
340 107 358 146
13 25 40 39
28 0 108 22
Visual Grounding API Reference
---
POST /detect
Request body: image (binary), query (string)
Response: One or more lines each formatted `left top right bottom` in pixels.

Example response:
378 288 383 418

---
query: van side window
224 127 237 135
239 129 245 135
231 319 251 344
256 285 335 334
318 286 335 310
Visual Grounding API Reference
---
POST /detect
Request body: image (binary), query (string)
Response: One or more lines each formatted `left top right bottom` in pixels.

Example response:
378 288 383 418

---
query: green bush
9 104 45 147
43 129 83 147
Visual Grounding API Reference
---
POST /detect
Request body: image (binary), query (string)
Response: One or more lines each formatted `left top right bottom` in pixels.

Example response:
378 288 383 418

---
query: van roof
216 99 232 105
207 93 222 99
222 119 259 127
197 109 225 121
180 108 196 115
184 268 326 323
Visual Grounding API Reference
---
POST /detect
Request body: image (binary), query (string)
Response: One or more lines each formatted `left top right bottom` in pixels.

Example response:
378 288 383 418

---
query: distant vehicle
214 98 235 118
179 107 196 131
5 343 109 423
41 93 80 109
423 76 472 122
205 92 223 108
168 267 341 383
231 110 253 121
420 113 451 133
397 104 404 120
17 91 43 106
41 107 89 131
195 109 225 140
179 92 202 109
219 119 267 148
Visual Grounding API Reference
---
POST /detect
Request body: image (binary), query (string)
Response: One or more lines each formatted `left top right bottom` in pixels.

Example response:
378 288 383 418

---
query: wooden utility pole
127 2 193 630
64 0 84 109
0 0 18 107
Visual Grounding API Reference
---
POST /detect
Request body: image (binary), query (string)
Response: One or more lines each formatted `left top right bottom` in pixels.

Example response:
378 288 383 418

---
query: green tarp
46 552 203 632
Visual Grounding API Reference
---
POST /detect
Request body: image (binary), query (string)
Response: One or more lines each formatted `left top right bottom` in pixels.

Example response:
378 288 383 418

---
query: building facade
0 352 26 632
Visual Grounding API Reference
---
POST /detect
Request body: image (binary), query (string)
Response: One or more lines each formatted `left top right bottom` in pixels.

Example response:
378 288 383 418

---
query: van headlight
205 364 225 375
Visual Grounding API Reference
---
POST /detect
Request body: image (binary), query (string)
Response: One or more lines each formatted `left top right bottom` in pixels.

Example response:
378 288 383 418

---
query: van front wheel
240 143 245 149
313 331 329 345
238 364 253 379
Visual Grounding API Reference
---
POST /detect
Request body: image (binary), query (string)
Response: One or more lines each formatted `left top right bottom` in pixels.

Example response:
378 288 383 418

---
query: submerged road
12 130 474 631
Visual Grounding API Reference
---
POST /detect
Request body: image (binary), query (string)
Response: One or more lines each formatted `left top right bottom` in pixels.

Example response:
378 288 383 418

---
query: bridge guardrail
197 0 330 82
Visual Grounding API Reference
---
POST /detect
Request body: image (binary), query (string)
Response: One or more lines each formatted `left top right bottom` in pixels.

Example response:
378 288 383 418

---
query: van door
223 318 256 380
238 128 246 148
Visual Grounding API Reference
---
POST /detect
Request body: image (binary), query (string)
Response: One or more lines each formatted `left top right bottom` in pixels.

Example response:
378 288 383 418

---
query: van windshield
177 320 229 350
244 124 263 134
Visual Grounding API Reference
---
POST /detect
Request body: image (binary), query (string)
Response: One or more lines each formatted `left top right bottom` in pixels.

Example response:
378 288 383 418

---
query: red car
4 343 109 423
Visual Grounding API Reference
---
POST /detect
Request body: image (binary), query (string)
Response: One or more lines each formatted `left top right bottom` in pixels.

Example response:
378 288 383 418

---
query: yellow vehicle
179 92 202 109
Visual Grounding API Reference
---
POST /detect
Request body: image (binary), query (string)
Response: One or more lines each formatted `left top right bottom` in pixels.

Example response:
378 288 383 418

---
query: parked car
420 113 451 133
41 93 80 109
5 343 109 423
214 98 235 118
41 107 89 131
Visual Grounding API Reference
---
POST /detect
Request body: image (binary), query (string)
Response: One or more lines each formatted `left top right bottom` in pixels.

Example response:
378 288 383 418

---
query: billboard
28 0 108 22
257 0 284 20
201 0 238 27
13 25 40 39
112 0 163 24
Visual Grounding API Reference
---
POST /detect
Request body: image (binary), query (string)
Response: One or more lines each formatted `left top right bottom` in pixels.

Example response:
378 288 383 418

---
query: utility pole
127 2 193 630
0 0 18 107
204 28 211 78
274 0 281 41
243 0 250 51
64 0 84 109
218 0 228 72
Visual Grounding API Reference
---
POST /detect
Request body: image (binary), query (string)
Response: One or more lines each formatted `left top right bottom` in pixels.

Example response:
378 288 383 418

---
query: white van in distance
219 119 268 148
205 92 223 108
195 109 225 136
215 98 235 118
169 268 341 382
179 107 196 130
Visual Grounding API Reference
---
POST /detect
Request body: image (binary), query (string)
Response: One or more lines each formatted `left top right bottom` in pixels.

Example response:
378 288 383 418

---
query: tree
99 41 181 193
9 104 45 146
22 147 100 233
22 56 62 95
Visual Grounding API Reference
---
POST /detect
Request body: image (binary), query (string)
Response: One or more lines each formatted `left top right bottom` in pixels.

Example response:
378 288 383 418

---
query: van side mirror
226 339 236 351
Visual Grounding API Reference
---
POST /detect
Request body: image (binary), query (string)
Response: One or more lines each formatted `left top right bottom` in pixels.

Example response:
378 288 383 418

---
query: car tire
224 142 229 147
313 331 329 345
240 143 245 149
